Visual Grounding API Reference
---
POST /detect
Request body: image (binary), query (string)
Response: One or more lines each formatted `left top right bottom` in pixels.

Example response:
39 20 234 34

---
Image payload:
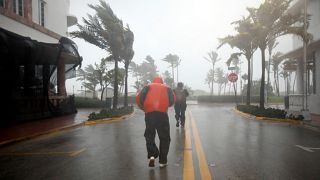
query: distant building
0 0 81 126
282 0 320 124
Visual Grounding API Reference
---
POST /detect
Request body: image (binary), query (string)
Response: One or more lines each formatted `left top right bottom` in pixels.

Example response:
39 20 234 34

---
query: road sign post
228 73 238 105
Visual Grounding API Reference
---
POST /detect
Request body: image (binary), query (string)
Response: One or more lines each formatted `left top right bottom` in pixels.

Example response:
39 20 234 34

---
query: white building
0 0 81 123
282 0 320 125
0 0 77 42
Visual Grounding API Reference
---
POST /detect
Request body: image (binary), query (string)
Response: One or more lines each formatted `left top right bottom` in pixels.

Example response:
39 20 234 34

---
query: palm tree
205 69 215 95
247 0 311 108
70 0 128 109
121 25 134 107
76 65 100 99
162 54 179 86
271 52 284 96
215 67 226 96
218 17 257 105
267 39 279 90
203 51 220 95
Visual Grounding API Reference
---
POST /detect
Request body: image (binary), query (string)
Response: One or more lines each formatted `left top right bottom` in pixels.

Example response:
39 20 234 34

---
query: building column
316 51 320 95
57 58 66 96
296 58 304 94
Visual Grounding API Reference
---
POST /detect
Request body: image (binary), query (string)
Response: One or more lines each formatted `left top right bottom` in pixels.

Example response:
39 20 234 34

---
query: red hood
153 76 163 84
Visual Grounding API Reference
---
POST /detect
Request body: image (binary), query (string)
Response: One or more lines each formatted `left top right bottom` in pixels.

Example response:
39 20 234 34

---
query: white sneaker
159 163 167 168
149 156 155 167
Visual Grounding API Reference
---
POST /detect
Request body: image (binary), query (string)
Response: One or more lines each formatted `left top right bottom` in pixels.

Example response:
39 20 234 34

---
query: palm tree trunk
171 65 175 87
113 57 119 110
101 86 105 101
260 47 266 108
276 70 280 96
246 59 251 105
124 65 129 107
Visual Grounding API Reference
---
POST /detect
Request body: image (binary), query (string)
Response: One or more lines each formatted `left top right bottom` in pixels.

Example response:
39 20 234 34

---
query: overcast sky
67 0 293 94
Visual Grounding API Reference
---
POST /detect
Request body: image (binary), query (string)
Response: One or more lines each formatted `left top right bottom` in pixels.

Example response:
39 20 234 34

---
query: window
0 0 4 8
13 0 23 16
39 0 46 26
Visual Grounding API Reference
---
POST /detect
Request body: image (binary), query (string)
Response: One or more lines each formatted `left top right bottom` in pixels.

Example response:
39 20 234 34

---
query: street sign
228 66 236 70
228 73 238 82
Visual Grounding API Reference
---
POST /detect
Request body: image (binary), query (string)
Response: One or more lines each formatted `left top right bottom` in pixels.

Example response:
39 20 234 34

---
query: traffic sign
228 73 238 82
228 66 236 70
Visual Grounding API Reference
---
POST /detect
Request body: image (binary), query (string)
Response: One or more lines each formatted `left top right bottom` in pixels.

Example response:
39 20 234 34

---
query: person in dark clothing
136 76 175 168
174 82 189 128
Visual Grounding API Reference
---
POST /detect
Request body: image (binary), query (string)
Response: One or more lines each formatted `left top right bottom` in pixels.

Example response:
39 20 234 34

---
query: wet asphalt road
0 103 320 180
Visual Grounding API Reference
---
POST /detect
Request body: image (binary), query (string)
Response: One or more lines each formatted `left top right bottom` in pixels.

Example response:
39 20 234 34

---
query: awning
0 27 82 66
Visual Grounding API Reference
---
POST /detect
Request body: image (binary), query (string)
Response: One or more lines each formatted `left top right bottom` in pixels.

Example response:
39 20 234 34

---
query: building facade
0 0 81 126
283 0 320 124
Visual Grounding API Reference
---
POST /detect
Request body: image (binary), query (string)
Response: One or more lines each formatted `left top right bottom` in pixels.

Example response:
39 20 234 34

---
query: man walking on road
136 76 175 168
174 82 189 128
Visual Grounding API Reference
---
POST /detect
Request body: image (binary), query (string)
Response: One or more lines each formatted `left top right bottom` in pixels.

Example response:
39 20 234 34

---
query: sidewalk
0 108 97 146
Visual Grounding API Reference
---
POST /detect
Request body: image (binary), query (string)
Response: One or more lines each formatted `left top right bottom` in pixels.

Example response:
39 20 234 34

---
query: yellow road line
0 148 86 157
183 112 195 180
189 110 213 180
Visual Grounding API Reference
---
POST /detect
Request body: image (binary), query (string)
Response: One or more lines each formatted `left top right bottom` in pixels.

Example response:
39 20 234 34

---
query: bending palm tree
247 0 311 108
70 0 127 109
121 25 134 107
163 54 179 86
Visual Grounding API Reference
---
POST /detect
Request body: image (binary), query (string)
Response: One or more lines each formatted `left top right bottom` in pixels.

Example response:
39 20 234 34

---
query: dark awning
0 27 82 66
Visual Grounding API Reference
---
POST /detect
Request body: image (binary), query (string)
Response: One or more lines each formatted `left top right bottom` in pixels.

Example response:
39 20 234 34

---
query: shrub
237 105 286 119
236 105 304 120
88 106 134 120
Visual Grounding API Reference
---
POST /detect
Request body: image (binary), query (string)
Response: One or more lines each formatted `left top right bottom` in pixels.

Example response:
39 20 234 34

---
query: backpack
175 88 186 103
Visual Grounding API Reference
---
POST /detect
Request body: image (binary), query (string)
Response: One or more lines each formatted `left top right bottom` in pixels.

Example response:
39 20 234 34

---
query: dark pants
174 103 187 126
144 112 171 164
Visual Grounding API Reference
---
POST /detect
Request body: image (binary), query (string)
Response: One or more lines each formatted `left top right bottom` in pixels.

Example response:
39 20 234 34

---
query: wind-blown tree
129 62 143 91
247 0 311 108
203 51 220 95
162 70 174 88
271 52 283 96
76 65 99 99
121 25 134 107
70 0 129 109
162 54 180 86
218 17 257 105
267 39 279 90
94 61 107 101
130 56 158 91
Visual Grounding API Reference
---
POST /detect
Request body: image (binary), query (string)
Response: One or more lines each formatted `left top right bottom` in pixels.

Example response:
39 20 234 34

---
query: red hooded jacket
136 77 175 113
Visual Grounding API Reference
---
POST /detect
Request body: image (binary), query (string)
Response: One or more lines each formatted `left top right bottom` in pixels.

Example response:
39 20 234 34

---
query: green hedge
237 105 303 120
88 106 134 120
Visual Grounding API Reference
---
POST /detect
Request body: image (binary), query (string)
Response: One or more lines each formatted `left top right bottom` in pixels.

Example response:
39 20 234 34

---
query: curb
0 122 84 147
233 108 303 125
